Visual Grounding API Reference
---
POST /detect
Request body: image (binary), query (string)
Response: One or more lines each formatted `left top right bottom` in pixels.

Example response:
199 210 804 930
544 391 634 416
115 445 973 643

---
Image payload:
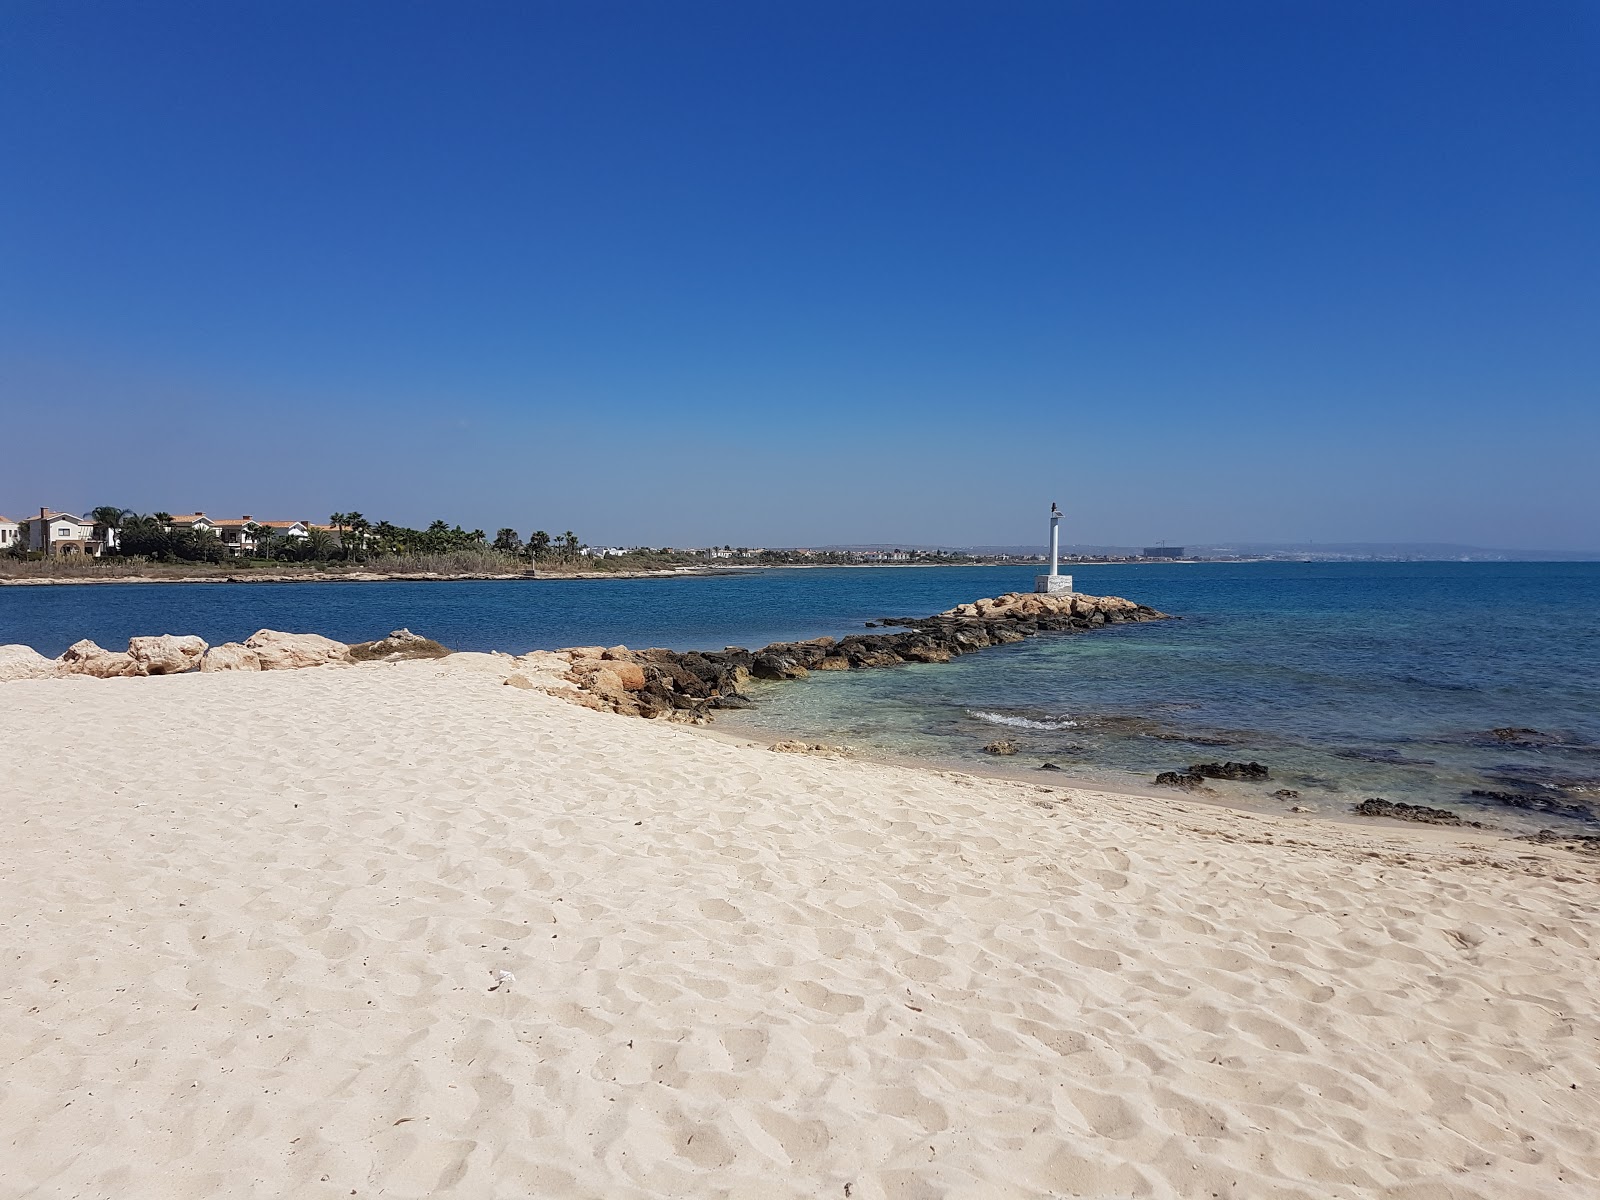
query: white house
0 515 18 550
208 517 312 556
167 513 219 534
23 509 104 557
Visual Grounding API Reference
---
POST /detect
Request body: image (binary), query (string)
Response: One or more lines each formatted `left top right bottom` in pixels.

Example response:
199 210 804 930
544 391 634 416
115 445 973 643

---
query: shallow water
721 562 1600 834
4 561 1597 831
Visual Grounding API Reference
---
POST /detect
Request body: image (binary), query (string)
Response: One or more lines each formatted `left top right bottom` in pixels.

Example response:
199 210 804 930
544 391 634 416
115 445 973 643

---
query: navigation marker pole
1034 502 1073 595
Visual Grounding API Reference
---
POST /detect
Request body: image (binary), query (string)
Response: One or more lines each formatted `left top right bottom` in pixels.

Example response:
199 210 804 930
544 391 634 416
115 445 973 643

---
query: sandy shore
2 656 1596 1198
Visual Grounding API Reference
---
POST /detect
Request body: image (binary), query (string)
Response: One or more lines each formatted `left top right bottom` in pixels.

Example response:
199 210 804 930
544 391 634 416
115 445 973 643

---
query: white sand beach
2 654 1596 1199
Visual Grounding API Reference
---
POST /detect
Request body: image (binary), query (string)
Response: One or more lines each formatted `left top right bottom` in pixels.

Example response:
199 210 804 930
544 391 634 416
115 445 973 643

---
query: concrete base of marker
1034 574 1073 595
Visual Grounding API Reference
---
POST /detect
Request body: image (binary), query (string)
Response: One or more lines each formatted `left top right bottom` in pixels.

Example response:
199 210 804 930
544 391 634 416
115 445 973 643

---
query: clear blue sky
3 1 1596 550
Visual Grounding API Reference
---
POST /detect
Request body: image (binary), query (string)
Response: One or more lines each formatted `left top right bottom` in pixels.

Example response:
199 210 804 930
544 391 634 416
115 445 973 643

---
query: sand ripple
1 657 1596 1198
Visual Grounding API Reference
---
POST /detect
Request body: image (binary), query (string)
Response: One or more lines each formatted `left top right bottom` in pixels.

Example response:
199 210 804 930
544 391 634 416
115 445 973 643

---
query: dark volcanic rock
1273 789 1301 800
1038 762 1062 771
751 652 809 681
1156 771 1207 790
1354 798 1484 827
1190 761 1270 782
983 741 1018 756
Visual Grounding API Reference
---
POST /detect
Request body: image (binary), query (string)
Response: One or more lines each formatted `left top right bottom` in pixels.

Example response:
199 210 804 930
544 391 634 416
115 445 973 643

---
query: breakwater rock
559 591 1169 721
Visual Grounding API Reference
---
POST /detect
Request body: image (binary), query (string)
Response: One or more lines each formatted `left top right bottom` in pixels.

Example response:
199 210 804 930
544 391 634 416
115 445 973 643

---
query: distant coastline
2 554 1592 588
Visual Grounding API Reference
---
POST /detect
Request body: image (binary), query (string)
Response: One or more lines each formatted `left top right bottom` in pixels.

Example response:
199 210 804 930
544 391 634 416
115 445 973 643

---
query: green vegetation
1 506 1001 582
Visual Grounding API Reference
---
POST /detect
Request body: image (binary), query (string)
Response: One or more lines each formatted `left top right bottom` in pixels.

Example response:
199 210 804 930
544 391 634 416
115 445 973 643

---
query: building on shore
22 509 107 557
0 515 18 549
186 515 313 556
1142 546 1185 559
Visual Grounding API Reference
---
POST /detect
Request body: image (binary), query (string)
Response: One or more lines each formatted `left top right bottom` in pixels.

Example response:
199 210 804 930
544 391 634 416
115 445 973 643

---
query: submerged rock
983 741 1018 756
1272 788 1301 800
1468 789 1598 824
1486 727 1562 747
1155 771 1207 790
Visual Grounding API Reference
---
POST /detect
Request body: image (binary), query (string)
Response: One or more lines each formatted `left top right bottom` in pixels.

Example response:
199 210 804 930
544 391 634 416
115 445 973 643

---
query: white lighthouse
1034 502 1073 595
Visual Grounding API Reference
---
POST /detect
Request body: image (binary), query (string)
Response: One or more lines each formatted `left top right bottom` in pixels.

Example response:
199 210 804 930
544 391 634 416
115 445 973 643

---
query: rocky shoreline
9 595 1599 857
551 591 1170 721
0 566 754 587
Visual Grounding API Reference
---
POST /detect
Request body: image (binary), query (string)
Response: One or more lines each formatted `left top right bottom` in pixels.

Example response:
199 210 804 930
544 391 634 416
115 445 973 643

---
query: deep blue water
4 563 1598 830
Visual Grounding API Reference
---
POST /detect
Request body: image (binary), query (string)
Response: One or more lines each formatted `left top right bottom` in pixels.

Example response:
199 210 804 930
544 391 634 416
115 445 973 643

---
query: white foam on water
969 710 1078 731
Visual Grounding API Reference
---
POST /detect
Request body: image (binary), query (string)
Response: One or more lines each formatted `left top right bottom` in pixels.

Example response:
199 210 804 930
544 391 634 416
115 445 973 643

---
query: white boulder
58 639 141 678
128 634 209 675
0 645 60 682
244 629 351 670
200 642 263 672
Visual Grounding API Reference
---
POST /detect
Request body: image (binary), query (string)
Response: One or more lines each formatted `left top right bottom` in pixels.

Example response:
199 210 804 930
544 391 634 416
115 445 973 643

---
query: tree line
3 508 595 565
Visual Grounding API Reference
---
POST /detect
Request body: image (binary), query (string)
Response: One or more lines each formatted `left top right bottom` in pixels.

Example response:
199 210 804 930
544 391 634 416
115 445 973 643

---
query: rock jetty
559 591 1169 721
1 593 1168 728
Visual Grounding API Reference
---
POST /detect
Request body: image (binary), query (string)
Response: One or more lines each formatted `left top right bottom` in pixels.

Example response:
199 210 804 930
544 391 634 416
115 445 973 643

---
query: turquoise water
4 562 1597 830
725 563 1600 832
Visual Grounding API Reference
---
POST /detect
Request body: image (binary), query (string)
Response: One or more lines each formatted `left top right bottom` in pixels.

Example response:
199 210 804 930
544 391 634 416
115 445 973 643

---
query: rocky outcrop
349 628 452 662
1190 761 1270 782
128 634 209 675
0 645 60 682
556 591 1170 721
201 642 263 672
245 629 352 670
58 639 141 678
1156 771 1206 790
983 741 1018 756
1354 798 1484 828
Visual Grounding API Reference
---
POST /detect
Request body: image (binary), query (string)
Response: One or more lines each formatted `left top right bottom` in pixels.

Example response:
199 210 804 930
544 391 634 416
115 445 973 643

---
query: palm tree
528 530 551 561
302 528 336 561
372 520 401 555
117 513 169 558
244 521 273 560
492 528 522 554
90 506 131 553
560 531 580 561
345 512 369 559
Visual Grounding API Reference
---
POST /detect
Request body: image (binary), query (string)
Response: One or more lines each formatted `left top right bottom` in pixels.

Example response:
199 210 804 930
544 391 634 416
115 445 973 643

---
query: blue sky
3 1 1596 550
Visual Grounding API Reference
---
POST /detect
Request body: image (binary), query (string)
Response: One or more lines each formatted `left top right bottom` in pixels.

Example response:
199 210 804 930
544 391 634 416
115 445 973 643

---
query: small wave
969 710 1078 731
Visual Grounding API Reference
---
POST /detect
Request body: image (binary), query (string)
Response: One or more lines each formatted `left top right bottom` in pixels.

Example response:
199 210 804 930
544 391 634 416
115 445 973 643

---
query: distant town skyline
4 3 1596 553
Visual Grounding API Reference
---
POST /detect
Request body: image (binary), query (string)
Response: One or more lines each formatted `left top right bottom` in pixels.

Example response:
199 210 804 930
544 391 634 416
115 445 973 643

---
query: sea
4 562 1598 833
